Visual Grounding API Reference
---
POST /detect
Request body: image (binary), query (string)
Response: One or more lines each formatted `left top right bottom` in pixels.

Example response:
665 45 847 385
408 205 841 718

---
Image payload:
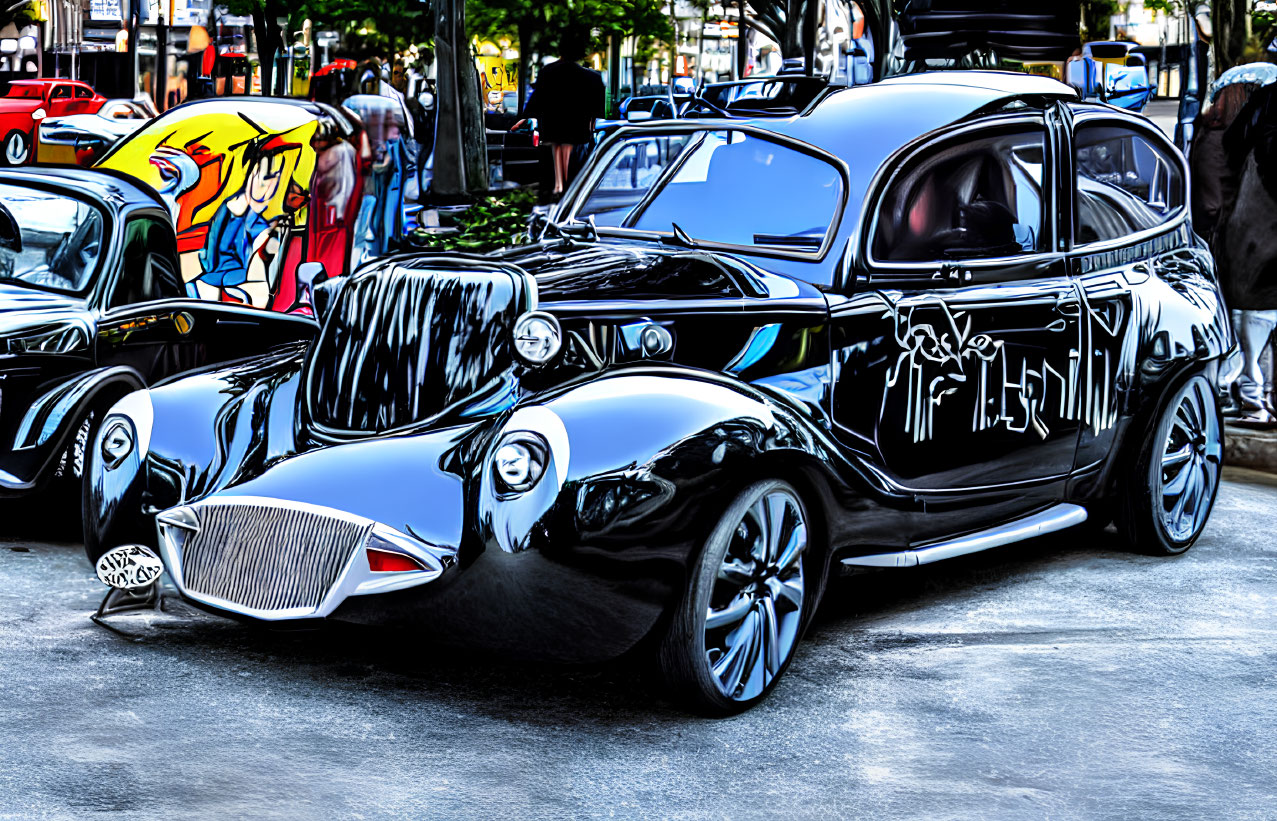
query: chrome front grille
177 502 372 614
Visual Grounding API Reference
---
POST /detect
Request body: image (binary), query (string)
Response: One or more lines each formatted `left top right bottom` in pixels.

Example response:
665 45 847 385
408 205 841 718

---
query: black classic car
0 167 315 501
85 73 1233 714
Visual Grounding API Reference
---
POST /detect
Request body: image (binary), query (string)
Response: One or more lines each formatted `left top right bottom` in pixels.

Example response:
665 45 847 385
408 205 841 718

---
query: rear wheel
659 479 813 715
2 129 30 166
1118 375 1222 555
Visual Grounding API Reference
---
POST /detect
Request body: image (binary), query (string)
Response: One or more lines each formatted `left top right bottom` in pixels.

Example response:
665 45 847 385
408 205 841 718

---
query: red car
0 79 108 166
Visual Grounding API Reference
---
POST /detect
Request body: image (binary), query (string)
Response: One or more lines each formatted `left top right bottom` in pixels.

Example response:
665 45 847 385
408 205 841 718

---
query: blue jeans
1232 309 1277 413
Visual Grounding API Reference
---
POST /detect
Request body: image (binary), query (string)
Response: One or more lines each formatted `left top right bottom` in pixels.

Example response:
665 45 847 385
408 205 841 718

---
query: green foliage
223 0 432 56
1080 0 1123 40
1143 0 1181 14
470 0 671 53
409 188 538 253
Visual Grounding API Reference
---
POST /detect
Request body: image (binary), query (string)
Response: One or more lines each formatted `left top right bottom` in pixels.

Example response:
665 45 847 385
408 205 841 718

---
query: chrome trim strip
841 503 1088 568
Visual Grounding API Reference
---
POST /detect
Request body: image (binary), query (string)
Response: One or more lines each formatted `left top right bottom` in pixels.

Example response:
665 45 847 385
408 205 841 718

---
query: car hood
0 98 42 115
0 282 91 337
508 242 776 303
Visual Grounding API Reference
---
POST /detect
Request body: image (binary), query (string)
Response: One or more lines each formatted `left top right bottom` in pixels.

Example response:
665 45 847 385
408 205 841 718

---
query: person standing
516 28 605 197
1216 82 1277 427
1190 84 1251 245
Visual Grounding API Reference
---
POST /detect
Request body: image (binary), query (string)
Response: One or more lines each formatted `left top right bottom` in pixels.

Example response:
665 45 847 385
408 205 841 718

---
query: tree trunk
517 19 532 116
802 0 817 74
669 0 679 80
251 2 283 96
1213 0 1251 73
781 0 804 59
431 0 488 198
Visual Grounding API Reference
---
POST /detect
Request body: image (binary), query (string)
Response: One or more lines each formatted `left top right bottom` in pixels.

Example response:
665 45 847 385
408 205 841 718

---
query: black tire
49 409 98 505
1117 374 1222 555
2 129 30 166
658 479 816 715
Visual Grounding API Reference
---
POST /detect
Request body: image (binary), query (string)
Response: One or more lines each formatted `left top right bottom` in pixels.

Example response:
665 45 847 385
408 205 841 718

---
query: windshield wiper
666 221 697 249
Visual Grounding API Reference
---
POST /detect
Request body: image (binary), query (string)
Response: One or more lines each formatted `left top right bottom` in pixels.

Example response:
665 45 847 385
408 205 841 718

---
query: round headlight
100 418 135 470
513 311 562 365
492 432 548 494
31 107 46 120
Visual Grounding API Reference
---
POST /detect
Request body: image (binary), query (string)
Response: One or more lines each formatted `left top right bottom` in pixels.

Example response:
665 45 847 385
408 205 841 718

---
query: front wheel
2 129 31 166
1118 374 1222 555
658 479 814 715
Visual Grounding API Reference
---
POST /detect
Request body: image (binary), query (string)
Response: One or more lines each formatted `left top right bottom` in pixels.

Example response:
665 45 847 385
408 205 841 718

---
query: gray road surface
2 469 1276 819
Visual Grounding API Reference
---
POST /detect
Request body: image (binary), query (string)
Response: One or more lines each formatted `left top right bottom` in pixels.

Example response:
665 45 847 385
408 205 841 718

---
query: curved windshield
577 129 842 254
0 184 104 294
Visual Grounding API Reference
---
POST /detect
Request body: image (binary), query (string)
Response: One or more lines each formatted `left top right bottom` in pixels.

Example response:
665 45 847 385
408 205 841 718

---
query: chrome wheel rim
5 133 26 165
1157 380 1221 543
704 488 806 702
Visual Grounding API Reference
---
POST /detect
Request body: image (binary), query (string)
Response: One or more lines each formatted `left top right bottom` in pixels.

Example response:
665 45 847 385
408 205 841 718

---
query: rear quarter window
1074 122 1184 245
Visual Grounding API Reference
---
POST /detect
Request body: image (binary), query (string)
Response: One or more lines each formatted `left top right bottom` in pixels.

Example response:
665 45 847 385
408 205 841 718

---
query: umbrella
1210 62 1277 101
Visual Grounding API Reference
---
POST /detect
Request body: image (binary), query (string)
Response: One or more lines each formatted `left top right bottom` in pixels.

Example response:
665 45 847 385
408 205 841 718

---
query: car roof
11 79 88 86
875 70 1078 100
0 166 166 216
600 71 1087 275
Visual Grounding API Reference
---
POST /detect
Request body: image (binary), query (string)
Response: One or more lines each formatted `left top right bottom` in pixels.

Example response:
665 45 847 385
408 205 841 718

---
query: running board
841 503 1088 569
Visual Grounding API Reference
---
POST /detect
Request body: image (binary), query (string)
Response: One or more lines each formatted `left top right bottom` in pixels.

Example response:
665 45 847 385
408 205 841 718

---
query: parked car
95 96 368 313
0 167 316 502
1066 41 1154 113
618 94 690 121
35 98 155 166
86 72 1233 714
688 76 833 118
0 79 108 166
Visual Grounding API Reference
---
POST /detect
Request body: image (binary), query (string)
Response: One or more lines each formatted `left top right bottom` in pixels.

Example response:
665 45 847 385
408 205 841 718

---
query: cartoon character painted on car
97 100 363 315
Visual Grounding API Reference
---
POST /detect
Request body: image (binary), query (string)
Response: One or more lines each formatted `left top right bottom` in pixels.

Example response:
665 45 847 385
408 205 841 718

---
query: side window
874 126 1047 263
109 217 183 308
50 85 72 99
73 85 94 99
1074 123 1184 245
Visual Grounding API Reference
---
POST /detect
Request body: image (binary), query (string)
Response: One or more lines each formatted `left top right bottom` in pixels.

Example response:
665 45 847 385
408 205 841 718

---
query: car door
1066 114 1196 472
829 112 1082 539
45 84 75 118
96 211 317 382
68 84 97 116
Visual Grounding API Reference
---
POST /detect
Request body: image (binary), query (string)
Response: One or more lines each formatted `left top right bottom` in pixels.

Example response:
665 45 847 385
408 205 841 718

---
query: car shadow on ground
74 522 1147 724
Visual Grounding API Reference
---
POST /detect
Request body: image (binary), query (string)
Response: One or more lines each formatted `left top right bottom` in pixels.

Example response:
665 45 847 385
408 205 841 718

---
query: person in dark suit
1217 82 1277 427
516 29 605 196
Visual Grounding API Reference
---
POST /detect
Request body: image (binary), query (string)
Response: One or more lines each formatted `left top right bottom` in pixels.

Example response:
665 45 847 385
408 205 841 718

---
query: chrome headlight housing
491 431 549 495
512 311 562 366
99 417 136 470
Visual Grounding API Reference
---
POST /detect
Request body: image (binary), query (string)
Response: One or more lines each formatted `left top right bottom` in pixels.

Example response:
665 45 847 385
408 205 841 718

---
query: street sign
89 0 123 22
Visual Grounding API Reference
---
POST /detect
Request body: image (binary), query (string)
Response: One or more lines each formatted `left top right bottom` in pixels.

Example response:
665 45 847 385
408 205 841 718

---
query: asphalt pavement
1 468 1275 820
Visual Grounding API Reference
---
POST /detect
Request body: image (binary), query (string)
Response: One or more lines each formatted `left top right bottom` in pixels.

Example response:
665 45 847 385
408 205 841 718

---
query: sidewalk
1226 424 1277 472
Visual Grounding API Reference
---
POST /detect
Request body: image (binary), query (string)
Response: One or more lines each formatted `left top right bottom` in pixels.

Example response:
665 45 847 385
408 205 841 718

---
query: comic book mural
98 99 364 315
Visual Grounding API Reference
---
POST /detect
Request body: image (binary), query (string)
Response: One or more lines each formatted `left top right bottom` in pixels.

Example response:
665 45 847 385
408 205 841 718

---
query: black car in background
85 73 1233 714
0 168 315 501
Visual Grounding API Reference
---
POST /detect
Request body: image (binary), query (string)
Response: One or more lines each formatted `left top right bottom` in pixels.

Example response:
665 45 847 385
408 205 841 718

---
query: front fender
84 348 305 562
463 367 836 658
1 365 143 494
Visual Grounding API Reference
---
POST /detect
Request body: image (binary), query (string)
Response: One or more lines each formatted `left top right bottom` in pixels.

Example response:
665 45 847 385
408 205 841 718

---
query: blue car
1067 42 1154 113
